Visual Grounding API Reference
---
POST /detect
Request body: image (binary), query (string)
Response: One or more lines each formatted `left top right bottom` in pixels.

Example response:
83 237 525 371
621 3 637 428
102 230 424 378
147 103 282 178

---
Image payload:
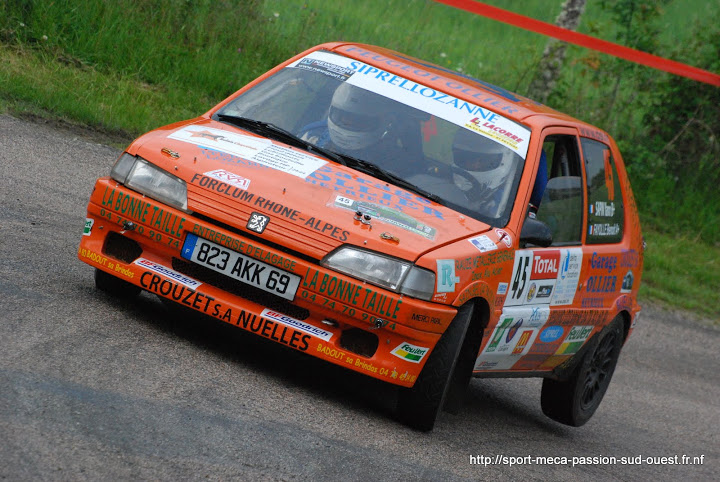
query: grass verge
640 228 719 321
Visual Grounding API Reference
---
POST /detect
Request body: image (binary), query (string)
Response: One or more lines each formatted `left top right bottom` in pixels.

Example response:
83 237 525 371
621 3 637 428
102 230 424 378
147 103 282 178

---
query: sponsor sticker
295 57 356 81
484 316 513 353
495 229 512 248
134 258 202 289
536 285 553 298
469 235 498 253
436 259 460 293
333 195 436 240
512 330 533 354
539 325 564 343
203 169 251 190
555 325 593 355
169 125 326 178
83 218 94 236
551 248 583 306
261 309 333 341
391 342 430 363
526 282 537 302
621 270 634 293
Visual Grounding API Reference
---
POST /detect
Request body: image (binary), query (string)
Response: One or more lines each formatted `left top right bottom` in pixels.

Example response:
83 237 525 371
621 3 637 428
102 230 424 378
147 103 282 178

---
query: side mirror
520 217 553 248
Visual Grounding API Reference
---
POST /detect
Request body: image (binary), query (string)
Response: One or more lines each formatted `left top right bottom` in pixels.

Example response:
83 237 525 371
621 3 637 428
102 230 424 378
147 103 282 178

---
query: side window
535 135 584 245
581 138 624 244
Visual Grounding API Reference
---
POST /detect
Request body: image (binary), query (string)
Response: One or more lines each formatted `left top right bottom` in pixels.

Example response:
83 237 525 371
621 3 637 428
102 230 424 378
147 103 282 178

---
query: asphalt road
1 114 718 481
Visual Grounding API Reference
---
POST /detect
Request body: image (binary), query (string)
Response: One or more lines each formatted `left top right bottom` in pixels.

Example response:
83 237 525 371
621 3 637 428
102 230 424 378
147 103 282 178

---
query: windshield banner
289 51 531 159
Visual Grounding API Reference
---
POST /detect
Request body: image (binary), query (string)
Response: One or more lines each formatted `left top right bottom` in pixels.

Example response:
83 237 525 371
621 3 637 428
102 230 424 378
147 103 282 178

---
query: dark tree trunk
527 0 587 103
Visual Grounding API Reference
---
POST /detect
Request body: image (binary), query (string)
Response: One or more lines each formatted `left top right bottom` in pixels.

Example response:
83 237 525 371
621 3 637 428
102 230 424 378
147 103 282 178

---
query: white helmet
453 129 515 187
452 128 505 173
452 128 517 216
328 83 390 151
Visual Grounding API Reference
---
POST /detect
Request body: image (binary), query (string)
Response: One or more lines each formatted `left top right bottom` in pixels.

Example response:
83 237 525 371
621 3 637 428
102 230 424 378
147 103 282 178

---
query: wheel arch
441 296 491 414
617 309 632 343
463 296 491 354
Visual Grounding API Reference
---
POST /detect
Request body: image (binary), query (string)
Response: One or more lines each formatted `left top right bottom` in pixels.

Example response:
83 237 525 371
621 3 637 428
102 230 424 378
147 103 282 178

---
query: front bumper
78 178 457 387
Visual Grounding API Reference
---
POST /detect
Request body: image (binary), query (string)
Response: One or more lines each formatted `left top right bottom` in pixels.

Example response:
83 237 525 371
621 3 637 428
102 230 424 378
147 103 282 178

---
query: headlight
111 153 188 211
321 247 436 301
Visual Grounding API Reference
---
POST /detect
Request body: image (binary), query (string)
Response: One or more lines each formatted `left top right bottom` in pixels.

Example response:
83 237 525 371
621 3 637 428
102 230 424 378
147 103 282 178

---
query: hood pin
161 147 180 159
380 232 400 243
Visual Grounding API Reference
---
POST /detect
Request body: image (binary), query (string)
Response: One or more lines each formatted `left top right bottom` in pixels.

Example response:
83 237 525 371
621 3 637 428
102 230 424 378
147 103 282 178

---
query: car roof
318 42 604 136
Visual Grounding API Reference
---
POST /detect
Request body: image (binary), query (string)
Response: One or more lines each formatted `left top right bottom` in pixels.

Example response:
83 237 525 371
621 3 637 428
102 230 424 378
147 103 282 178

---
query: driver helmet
452 128 514 188
328 83 390 151
452 128 505 173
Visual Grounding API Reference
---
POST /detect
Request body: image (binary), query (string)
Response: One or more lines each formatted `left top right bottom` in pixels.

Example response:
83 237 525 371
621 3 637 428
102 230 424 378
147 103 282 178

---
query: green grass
0 45 205 135
0 0 718 323
640 228 720 321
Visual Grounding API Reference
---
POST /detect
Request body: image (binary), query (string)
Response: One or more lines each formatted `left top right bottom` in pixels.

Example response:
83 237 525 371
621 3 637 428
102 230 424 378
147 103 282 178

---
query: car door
527 130 628 371
474 127 587 371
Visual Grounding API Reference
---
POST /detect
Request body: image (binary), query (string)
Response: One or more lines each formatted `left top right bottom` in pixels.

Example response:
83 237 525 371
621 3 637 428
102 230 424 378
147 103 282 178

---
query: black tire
395 303 474 432
541 316 624 427
443 305 484 415
94 268 141 298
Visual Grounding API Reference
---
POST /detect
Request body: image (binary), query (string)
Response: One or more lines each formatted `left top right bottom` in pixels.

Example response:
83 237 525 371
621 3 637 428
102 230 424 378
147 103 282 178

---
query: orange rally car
78 42 644 431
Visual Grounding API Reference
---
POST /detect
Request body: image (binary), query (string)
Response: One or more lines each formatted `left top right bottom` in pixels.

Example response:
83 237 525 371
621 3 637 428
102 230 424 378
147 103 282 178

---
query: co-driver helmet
327 83 390 151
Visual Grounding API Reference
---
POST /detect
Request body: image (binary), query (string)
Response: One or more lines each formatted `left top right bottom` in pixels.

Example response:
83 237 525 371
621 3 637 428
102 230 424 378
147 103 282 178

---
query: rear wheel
541 316 624 426
94 268 141 298
395 303 474 431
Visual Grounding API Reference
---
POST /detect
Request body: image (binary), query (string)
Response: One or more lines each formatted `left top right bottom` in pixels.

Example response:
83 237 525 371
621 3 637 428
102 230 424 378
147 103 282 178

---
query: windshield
216 51 530 226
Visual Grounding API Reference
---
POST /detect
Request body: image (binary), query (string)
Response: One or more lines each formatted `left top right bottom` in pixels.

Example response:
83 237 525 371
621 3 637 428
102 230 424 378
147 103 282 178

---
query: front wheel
541 316 624 426
395 303 474 432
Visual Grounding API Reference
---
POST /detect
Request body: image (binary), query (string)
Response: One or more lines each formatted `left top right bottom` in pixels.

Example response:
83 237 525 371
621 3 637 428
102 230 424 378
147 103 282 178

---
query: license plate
181 234 300 301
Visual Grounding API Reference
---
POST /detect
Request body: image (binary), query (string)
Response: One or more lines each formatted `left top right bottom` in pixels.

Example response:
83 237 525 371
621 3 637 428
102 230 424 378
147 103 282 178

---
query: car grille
188 186 336 262
192 212 318 264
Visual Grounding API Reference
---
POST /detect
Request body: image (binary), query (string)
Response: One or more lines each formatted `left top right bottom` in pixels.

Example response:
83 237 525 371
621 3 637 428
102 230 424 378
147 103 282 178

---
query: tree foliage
625 10 720 241
643 19 720 183
540 0 719 241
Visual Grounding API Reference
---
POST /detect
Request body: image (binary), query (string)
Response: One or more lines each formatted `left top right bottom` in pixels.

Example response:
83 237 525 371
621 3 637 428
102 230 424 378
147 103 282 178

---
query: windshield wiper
342 157 443 204
215 114 441 204
215 114 346 166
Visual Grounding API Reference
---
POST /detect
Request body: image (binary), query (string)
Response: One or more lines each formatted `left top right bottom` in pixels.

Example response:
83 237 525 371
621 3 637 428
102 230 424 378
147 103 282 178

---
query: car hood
128 118 491 261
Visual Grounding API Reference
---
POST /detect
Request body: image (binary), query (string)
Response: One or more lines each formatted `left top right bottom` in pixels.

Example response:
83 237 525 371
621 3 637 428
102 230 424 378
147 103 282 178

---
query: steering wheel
450 165 488 202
